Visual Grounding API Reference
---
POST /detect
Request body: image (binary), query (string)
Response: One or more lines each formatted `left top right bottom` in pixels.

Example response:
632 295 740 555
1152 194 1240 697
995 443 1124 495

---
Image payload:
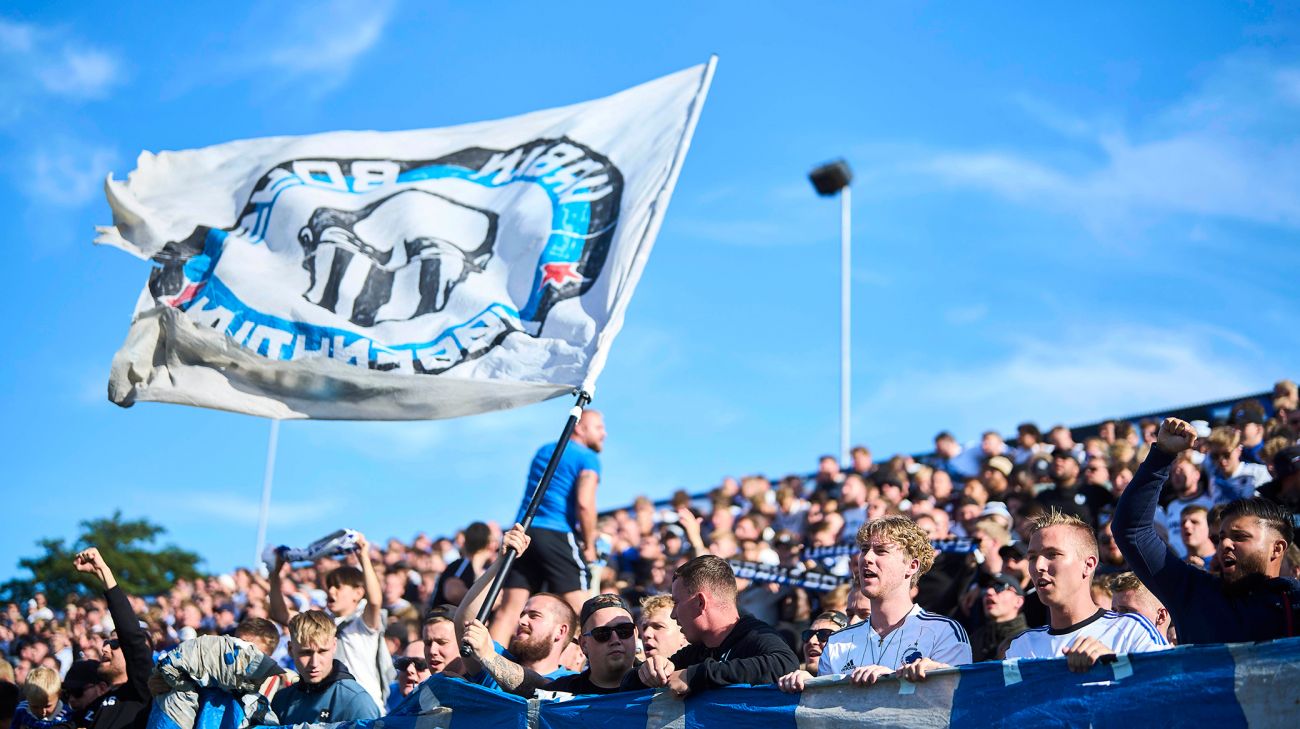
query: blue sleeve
1112 447 1210 613
579 446 600 477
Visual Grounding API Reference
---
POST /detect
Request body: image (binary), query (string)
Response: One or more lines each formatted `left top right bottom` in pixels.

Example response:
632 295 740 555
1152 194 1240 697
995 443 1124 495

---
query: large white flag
97 59 715 420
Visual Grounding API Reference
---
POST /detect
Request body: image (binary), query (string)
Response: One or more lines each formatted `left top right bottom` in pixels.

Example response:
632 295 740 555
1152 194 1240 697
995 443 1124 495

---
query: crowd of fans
2 379 1299 726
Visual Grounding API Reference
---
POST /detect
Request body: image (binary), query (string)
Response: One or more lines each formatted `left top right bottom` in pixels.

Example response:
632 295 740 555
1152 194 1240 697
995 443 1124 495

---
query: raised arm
460 618 552 697
355 533 383 631
267 555 293 627
676 507 708 557
1112 418 1206 608
454 524 530 639
75 548 151 696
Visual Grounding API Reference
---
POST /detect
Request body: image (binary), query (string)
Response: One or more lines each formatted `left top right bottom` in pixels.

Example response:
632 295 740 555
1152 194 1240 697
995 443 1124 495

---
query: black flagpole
462 389 592 656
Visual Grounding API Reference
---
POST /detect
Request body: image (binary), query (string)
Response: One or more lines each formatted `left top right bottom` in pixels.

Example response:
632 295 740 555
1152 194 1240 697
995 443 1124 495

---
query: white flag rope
97 58 716 420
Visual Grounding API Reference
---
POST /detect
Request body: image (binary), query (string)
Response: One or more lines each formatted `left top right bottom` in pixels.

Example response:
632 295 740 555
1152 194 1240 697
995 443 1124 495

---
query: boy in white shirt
778 516 972 691
1006 509 1167 671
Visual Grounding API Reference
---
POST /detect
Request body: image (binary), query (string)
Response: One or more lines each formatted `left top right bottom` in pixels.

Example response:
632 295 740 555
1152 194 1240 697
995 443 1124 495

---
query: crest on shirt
903 646 924 665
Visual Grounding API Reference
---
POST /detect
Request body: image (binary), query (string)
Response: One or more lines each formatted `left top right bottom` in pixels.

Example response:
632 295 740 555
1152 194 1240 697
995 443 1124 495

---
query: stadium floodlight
808 159 853 465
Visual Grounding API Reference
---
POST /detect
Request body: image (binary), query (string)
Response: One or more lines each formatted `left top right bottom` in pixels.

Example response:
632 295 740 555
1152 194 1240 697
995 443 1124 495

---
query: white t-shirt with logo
1005 609 1169 660
818 603 972 674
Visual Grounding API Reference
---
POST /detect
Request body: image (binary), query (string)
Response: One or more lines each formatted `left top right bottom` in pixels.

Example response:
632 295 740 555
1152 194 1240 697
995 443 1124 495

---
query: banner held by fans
97 58 716 420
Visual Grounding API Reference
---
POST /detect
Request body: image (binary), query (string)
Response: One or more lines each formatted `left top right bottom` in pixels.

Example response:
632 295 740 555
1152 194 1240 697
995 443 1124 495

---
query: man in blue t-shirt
491 409 606 644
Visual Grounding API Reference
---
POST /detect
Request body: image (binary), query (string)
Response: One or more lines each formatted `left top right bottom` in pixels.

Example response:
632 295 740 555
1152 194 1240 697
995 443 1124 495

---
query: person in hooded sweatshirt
271 612 379 723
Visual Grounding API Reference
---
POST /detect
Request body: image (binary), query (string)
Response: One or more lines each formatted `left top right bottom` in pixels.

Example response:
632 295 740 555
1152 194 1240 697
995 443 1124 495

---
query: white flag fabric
97 60 715 420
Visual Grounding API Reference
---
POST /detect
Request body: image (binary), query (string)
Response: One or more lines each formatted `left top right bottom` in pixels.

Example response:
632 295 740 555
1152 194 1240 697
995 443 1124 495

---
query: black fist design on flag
296 189 499 327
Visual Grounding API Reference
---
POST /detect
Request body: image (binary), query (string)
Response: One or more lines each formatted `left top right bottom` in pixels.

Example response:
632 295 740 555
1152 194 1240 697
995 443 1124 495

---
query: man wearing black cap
70 549 151 729
1037 450 1113 530
968 574 1027 662
1258 445 1300 528
462 594 637 696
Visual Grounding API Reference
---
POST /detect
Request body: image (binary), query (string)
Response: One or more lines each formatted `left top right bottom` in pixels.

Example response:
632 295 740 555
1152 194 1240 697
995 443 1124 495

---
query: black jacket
622 614 798 693
1113 446 1300 644
81 587 152 729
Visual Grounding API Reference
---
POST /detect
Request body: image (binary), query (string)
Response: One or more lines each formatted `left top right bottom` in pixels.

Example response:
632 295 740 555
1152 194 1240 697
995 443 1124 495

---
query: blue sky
2 2 1297 579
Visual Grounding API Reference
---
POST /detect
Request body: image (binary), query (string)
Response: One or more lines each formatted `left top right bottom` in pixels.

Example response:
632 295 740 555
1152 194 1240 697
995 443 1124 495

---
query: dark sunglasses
584 623 636 643
103 639 120 650
801 628 834 644
394 656 428 671
986 581 1020 594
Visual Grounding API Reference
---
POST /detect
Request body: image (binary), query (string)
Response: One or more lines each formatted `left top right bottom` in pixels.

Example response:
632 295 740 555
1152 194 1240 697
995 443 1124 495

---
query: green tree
2 511 202 604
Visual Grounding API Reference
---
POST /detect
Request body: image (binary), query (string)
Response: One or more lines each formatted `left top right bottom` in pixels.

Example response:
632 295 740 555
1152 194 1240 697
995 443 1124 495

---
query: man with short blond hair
1005 510 1167 671
1109 572 1173 644
272 611 378 724
779 517 971 692
638 595 687 659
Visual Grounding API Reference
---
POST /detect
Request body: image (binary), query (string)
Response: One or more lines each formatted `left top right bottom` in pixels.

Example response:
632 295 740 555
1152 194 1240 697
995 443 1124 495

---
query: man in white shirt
777 516 972 692
1006 510 1167 672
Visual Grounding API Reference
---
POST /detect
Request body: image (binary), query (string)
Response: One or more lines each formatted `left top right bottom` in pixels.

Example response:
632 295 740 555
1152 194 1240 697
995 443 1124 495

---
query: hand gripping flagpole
462 389 592 656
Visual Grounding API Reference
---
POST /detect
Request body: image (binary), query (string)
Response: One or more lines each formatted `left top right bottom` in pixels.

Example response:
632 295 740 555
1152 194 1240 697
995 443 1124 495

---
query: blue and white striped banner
220 637 1300 729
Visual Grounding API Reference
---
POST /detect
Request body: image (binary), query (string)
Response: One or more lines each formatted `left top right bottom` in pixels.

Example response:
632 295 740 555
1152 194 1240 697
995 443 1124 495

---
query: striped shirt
818 603 973 674
1006 609 1169 660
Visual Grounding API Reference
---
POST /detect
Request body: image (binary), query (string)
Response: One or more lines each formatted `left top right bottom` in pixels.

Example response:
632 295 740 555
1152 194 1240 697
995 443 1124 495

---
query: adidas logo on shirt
840 659 856 672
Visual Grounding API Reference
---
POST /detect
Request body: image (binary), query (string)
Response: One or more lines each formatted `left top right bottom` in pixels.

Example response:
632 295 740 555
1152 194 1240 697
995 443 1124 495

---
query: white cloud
233 0 395 93
27 140 116 207
174 490 343 528
37 47 120 99
0 18 122 101
944 303 988 325
889 56 1300 234
856 323 1273 451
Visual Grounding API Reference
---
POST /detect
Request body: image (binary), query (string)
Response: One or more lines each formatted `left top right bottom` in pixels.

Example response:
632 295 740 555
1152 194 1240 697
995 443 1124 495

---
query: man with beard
624 556 798 698
1113 418 1300 643
454 525 577 692
271 612 378 723
778 517 971 692
69 549 150 729
638 595 688 660
1005 510 1167 671
464 594 636 696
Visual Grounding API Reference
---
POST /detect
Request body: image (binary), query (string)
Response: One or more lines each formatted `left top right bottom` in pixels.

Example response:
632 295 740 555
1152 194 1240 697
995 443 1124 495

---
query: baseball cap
984 456 1013 477
811 610 849 630
1274 445 1300 480
1050 448 1078 463
63 660 104 693
579 593 631 629
1230 400 1267 427
981 501 1012 523
998 542 1027 561
978 572 1025 596
773 530 801 549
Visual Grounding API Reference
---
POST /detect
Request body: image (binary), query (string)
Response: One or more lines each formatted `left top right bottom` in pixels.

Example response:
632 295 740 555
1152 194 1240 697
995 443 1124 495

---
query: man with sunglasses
800 611 848 675
69 549 151 729
968 573 1027 662
386 655 430 711
1113 418 1300 644
462 594 636 697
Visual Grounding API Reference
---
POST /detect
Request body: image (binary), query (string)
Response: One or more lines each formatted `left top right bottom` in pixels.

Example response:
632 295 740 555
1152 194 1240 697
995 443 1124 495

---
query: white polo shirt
1006 609 1169 660
818 603 972 674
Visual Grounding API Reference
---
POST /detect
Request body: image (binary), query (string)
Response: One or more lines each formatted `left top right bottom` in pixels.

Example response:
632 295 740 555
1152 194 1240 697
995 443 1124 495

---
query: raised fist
1156 418 1197 454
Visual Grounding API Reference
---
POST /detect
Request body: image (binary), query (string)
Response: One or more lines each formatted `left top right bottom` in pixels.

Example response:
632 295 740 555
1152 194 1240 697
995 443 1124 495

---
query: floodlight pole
839 185 851 466
254 418 280 570
809 159 854 465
